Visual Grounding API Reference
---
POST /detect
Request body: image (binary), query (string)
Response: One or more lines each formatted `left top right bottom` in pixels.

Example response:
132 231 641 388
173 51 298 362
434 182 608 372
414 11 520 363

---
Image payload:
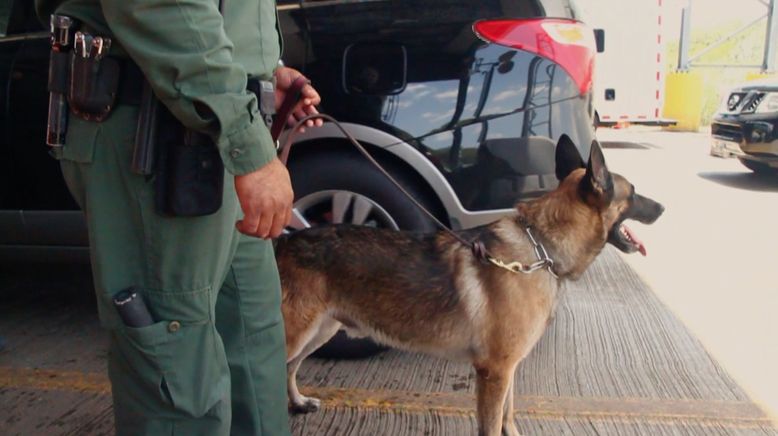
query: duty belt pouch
154 107 224 217
68 53 119 122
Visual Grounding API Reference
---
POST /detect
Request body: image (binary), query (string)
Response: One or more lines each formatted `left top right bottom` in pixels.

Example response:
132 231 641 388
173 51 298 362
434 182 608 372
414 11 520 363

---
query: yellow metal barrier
745 72 778 82
663 70 703 131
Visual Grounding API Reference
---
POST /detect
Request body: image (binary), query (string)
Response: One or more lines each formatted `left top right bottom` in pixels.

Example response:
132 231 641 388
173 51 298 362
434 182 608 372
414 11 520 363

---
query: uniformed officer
34 1 322 435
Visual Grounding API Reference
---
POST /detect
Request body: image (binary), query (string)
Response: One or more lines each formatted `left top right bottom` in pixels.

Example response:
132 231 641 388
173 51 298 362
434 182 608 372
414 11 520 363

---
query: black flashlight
113 287 154 328
46 15 75 147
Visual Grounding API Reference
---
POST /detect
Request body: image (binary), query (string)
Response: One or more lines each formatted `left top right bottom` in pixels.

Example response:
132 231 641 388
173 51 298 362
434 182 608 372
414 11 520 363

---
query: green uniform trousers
57 105 291 436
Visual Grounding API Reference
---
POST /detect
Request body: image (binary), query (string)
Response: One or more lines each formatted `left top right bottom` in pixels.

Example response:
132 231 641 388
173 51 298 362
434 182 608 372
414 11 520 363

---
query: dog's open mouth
609 221 647 256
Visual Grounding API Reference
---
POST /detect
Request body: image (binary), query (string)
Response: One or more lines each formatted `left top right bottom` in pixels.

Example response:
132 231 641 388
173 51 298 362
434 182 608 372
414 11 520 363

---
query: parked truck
580 0 675 126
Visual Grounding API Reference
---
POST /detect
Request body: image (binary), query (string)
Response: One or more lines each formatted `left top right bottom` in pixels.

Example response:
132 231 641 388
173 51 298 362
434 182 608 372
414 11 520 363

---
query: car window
1 1 46 37
566 0 585 20
1 1 10 37
538 0 574 19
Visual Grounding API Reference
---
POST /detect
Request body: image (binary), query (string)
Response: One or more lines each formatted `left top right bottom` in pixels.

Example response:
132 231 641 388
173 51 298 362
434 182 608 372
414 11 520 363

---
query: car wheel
286 150 442 359
738 158 775 175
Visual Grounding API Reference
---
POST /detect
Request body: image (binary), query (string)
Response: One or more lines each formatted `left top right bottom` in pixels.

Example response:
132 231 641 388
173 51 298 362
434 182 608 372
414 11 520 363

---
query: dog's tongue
623 224 647 256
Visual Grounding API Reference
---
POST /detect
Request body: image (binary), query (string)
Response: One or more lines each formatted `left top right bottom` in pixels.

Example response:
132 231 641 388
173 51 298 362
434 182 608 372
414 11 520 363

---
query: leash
270 76 310 142
272 87 556 277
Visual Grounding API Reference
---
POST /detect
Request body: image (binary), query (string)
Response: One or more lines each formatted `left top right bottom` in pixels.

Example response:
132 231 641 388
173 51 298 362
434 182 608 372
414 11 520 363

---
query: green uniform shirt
35 0 283 175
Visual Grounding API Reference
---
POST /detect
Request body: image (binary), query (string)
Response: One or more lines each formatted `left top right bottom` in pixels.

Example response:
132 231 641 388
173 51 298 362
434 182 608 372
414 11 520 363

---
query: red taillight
473 18 595 95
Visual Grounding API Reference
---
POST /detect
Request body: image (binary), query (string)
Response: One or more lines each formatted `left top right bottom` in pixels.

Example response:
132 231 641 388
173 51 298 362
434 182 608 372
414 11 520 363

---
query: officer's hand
274 66 323 132
234 158 293 239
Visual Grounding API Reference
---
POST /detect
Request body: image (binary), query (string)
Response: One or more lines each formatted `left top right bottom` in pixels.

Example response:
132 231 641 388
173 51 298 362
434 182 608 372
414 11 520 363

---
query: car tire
286 149 442 359
738 158 775 175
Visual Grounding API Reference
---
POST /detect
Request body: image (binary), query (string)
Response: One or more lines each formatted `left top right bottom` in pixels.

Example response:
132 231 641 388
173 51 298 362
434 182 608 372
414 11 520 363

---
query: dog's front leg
501 369 521 436
475 364 514 436
286 317 342 414
287 356 321 413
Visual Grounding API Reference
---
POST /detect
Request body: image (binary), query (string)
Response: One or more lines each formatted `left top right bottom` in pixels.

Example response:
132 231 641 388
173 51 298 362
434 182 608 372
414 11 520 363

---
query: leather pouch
154 107 224 217
68 54 119 122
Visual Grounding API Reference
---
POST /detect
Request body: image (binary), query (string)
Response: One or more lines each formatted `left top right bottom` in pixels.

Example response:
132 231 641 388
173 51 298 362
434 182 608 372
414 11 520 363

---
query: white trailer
578 0 675 126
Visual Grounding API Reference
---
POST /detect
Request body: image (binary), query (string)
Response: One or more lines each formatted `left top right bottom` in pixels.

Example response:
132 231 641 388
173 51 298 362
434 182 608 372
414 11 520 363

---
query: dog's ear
555 136 585 181
581 140 614 206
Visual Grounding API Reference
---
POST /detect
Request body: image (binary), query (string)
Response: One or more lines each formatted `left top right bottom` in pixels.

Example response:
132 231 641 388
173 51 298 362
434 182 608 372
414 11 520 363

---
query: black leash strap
271 76 309 141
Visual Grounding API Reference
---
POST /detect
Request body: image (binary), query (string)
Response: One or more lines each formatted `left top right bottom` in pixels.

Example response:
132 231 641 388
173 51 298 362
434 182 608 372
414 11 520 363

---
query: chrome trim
0 32 48 44
276 3 301 11
277 0 386 11
281 123 515 230
276 0 388 11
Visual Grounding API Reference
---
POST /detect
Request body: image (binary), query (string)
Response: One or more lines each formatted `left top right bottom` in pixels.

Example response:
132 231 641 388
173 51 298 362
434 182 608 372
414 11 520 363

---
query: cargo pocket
113 288 230 418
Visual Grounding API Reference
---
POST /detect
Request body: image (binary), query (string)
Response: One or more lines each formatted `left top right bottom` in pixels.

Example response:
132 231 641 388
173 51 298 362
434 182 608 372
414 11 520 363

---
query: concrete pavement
1 129 777 434
597 127 778 422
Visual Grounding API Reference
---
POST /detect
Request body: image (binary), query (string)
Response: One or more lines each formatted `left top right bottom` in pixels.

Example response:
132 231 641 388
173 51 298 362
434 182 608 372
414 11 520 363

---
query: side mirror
594 29 605 53
343 43 407 95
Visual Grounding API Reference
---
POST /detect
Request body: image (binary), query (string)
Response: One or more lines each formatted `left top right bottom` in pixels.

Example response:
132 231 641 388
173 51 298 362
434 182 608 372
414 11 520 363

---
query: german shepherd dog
276 140 664 435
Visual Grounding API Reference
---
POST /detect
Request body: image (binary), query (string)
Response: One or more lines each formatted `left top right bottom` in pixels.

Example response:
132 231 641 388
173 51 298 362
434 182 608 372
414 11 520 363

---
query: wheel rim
288 190 400 231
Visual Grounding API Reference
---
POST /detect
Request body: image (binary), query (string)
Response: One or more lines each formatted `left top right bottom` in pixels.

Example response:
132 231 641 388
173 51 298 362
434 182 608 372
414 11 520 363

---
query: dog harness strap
470 241 490 263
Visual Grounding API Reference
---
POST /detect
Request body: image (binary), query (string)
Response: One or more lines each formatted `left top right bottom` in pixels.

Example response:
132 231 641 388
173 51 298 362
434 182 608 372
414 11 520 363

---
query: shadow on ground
0 263 94 304
600 141 655 150
698 171 778 193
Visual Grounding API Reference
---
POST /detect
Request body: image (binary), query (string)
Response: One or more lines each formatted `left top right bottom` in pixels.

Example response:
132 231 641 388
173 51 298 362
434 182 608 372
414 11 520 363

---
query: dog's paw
289 397 321 414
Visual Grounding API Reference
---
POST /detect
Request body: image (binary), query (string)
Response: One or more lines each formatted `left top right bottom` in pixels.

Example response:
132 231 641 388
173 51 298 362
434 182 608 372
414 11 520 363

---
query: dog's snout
632 194 664 224
646 202 665 224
